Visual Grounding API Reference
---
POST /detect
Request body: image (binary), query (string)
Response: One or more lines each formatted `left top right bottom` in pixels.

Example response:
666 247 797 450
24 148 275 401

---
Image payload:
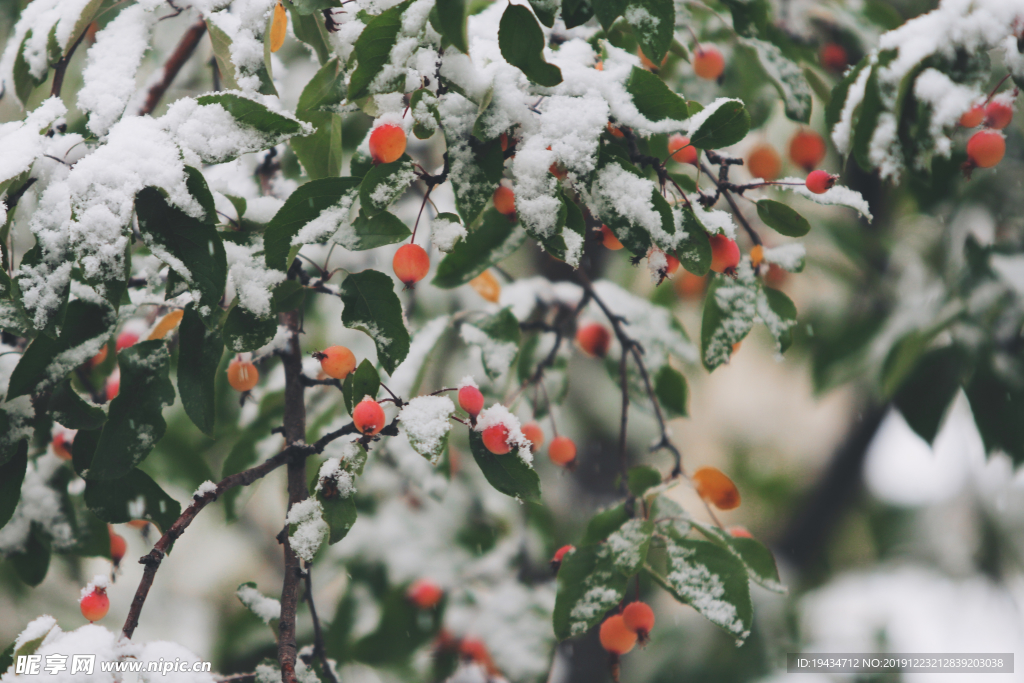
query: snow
206 0 277 94
831 62 872 155
285 498 328 562
13 615 58 652
316 458 356 497
475 404 533 462
591 279 698 366
236 583 282 623
665 541 749 642
0 98 67 187
399 395 455 463
460 323 519 380
702 261 758 369
775 177 873 221
0 454 75 555
191 480 218 501
431 215 468 252
79 574 109 601
224 238 287 319
0 0 97 86
388 316 452 398
761 244 805 272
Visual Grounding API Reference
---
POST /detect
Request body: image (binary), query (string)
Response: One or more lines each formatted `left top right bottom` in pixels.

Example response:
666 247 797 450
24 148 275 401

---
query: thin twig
50 28 88 99
139 19 207 115
699 161 762 246
302 564 340 683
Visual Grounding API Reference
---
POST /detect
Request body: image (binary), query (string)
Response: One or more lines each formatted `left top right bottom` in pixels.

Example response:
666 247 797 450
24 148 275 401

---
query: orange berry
599 614 637 655
458 385 484 418
960 105 985 128
985 100 1013 129
750 244 764 269
270 2 287 53
728 525 753 538
665 254 680 274
227 359 259 392
805 169 837 194
407 579 444 609
500 132 509 151
966 129 1005 168
148 309 184 341
746 145 781 181
493 186 515 215
606 122 625 138
551 544 574 564
548 436 576 467
637 47 667 70
819 43 847 72
692 47 725 80
368 124 407 164
576 323 611 358
595 60 604 71
709 234 740 273
470 270 501 303
52 432 73 461
675 271 707 299
622 601 655 637
80 588 109 622
315 346 356 380
89 345 108 368
481 424 511 454
393 243 430 286
692 466 741 510
353 399 386 435
668 134 698 165
521 422 544 451
459 638 498 674
109 526 127 565
789 129 826 171
600 224 624 250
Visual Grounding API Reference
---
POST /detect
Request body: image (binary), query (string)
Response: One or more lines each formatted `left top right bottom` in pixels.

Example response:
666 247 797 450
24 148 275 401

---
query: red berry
709 234 740 273
481 424 511 454
458 385 485 418
600 224 624 251
692 466 741 510
966 129 1006 168
576 323 611 358
105 372 120 401
665 254 680 274
521 422 544 452
493 186 515 215
548 436 576 467
316 346 356 380
692 47 725 80
368 124 407 164
407 579 444 609
353 399 386 435
52 432 73 461
116 331 139 352
552 544 575 564
819 43 848 72
599 614 637 655
747 145 781 181
622 601 655 637
805 169 838 194
668 134 698 165
789 129 827 171
985 100 1013 129
960 105 985 128
393 243 430 287
227 359 259 392
728 525 753 538
109 526 127 565
459 638 498 674
80 588 109 622
89 345 108 367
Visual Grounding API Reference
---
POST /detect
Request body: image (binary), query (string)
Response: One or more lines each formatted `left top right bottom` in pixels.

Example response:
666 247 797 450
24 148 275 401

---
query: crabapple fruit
985 100 1013 129
668 134 698 165
709 234 740 273
551 544 575 565
105 372 120 401
789 129 826 171
692 466 741 510
521 422 544 452
599 614 638 655
819 43 847 72
458 385 485 418
407 579 444 609
966 129 1005 168
89 345 108 367
368 124 407 164
227 359 259 392
117 331 139 351
353 399 386 436
52 432 73 461
493 186 515 215
600 224 624 250
393 243 430 286
80 587 109 622
548 436 576 467
960 105 985 128
606 122 625 138
622 601 655 637
315 346 356 380
109 527 126 565
728 525 753 538
746 145 781 181
805 169 838 194
576 323 611 358
481 424 511 454
692 46 725 80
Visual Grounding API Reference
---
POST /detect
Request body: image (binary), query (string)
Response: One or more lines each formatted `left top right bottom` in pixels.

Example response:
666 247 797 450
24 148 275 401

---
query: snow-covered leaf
700 267 757 371
194 93 306 150
624 0 674 66
468 429 541 502
760 286 796 353
625 67 689 123
178 305 224 437
410 88 442 139
347 0 413 100
434 208 527 288
315 458 359 544
691 521 785 594
552 544 628 639
359 159 416 215
498 3 562 87
605 518 654 575
223 305 278 353
399 395 455 463
83 467 181 533
461 307 521 380
236 582 281 624
774 177 873 221
687 98 750 150
264 177 362 270
673 206 712 275
737 37 812 123
341 269 411 375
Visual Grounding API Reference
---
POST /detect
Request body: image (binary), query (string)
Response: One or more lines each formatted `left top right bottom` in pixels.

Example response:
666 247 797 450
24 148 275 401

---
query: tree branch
302 563 340 683
50 29 88 99
139 19 207 116
698 161 762 246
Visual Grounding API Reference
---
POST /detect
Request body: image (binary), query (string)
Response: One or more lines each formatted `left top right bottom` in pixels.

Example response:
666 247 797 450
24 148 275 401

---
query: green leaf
291 9 333 64
84 341 175 480
468 430 541 502
11 524 51 586
435 0 469 52
627 465 662 497
606 518 654 575
691 521 785 593
293 58 346 179
344 359 381 413
581 503 630 544
625 67 689 122
0 441 27 530
7 298 115 399
966 367 1024 464
737 37 812 123
264 177 362 270
347 0 413 100
410 89 442 139
672 207 711 275
654 365 688 417
825 58 868 132
0 642 13 677
624 0 674 65
208 21 242 90
890 346 964 444
462 307 521 379
292 0 344 13
84 468 182 532
196 94 304 142
562 0 594 28
701 270 757 371
136 187 227 318
434 209 526 288
756 199 810 237
49 379 106 431
341 270 410 375
552 544 628 639
647 537 753 643
359 159 416 215
762 286 797 353
591 0 625 31
689 99 750 150
352 585 443 665
184 166 219 225
14 32 46 105
224 305 279 353
272 280 307 314
339 211 412 251
317 487 358 544
719 0 769 37
178 305 224 436
498 3 562 87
